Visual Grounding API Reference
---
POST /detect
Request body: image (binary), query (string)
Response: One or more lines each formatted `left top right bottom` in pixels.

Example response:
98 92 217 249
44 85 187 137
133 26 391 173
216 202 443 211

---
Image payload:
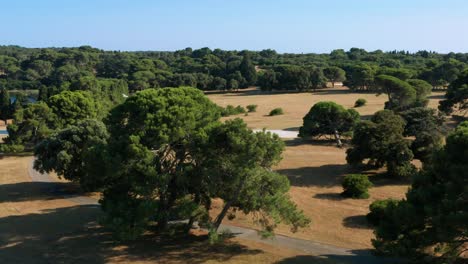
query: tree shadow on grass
0 181 82 203
367 173 411 187
276 250 402 264
0 205 263 264
313 192 345 201
283 127 300 131
277 164 349 187
342 215 372 230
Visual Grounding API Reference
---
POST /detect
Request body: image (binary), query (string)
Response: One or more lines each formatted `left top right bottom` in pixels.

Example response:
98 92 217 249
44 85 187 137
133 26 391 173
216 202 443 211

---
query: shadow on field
313 192 345 201
277 164 349 187
0 181 79 203
313 88 352 96
284 127 300 131
276 249 399 264
342 215 372 230
0 205 263 264
427 94 445 100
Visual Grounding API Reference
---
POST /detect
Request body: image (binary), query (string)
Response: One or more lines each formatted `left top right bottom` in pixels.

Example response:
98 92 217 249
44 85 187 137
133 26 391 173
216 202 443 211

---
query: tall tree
346 110 416 178
34 119 109 191
0 88 11 124
47 90 97 128
202 119 310 234
5 102 56 147
239 53 257 86
323 66 346 87
101 87 221 239
439 69 468 115
372 122 468 263
376 74 417 110
299 101 359 147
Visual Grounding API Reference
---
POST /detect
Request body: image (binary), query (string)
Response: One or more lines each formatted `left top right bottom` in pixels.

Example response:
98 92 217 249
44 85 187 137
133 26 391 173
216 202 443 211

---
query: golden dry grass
208 87 446 130
207 87 445 249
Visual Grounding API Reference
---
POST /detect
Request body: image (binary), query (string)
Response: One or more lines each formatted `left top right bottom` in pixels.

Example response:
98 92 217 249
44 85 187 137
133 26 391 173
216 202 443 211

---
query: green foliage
354 98 367 107
299 101 360 139
220 105 246 116
100 88 308 240
246 104 258 112
407 79 432 107
323 66 346 87
344 63 377 91
366 199 400 226
376 74 417 110
0 88 11 122
5 102 56 147
372 122 468 262
269 107 284 116
47 90 97 128
202 119 310 233
34 119 109 191
102 87 221 239
341 174 372 199
239 53 257 86
346 110 416 178
439 69 468 114
400 107 444 162
0 143 25 153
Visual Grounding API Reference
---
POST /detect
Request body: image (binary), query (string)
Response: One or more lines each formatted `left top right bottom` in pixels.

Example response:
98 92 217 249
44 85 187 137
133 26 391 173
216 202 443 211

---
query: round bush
246 104 258 112
341 174 372 199
366 198 399 225
354 98 367 107
269 108 284 116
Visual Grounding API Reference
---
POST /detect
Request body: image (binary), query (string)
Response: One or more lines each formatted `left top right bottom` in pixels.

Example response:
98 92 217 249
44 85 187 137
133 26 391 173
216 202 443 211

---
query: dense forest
1 45 467 95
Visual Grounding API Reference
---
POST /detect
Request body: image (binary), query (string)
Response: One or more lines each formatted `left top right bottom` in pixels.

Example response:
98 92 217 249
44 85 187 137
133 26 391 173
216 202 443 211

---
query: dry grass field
208 86 446 249
208 87 445 130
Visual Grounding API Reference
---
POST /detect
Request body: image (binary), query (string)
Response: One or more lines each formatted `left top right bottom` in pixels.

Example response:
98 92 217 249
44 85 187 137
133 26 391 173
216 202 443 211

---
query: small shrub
367 199 399 225
354 98 367 107
208 228 220 245
0 144 25 153
269 108 284 116
246 104 258 112
342 174 372 199
221 105 246 117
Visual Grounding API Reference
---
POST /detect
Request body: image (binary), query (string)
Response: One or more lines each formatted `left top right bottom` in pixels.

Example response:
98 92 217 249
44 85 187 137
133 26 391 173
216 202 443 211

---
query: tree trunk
213 176 246 231
213 199 233 231
334 129 343 148
332 81 335 88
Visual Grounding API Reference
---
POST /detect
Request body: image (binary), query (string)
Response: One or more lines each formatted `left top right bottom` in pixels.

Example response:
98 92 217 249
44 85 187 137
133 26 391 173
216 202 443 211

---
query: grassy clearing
207 87 446 249
208 87 446 130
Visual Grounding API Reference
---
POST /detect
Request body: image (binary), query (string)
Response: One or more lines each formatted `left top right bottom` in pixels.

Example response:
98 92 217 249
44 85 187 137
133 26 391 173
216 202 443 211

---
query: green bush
366 198 399 225
0 144 25 153
341 174 372 199
269 107 284 116
246 104 258 112
221 105 246 116
354 98 367 107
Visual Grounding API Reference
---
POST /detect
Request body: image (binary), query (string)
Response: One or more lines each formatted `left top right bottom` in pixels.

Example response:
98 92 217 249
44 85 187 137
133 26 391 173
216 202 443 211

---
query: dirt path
25 159 398 264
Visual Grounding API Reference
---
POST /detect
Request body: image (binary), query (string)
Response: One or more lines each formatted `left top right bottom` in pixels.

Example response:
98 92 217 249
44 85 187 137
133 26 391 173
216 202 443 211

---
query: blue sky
1 0 467 53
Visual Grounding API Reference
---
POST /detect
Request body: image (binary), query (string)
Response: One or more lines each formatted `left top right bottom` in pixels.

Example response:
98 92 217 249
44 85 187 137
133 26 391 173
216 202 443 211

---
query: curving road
28 160 399 264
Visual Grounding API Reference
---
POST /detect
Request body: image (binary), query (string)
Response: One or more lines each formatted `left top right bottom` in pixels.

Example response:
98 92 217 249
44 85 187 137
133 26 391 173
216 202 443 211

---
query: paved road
28 160 399 264
252 129 299 138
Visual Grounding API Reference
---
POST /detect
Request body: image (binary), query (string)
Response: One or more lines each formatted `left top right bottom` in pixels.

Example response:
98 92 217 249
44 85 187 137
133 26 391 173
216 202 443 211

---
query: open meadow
208 86 446 249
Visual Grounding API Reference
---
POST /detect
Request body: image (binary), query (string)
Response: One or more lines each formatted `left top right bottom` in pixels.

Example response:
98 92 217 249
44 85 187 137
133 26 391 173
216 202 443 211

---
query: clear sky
1 0 467 53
